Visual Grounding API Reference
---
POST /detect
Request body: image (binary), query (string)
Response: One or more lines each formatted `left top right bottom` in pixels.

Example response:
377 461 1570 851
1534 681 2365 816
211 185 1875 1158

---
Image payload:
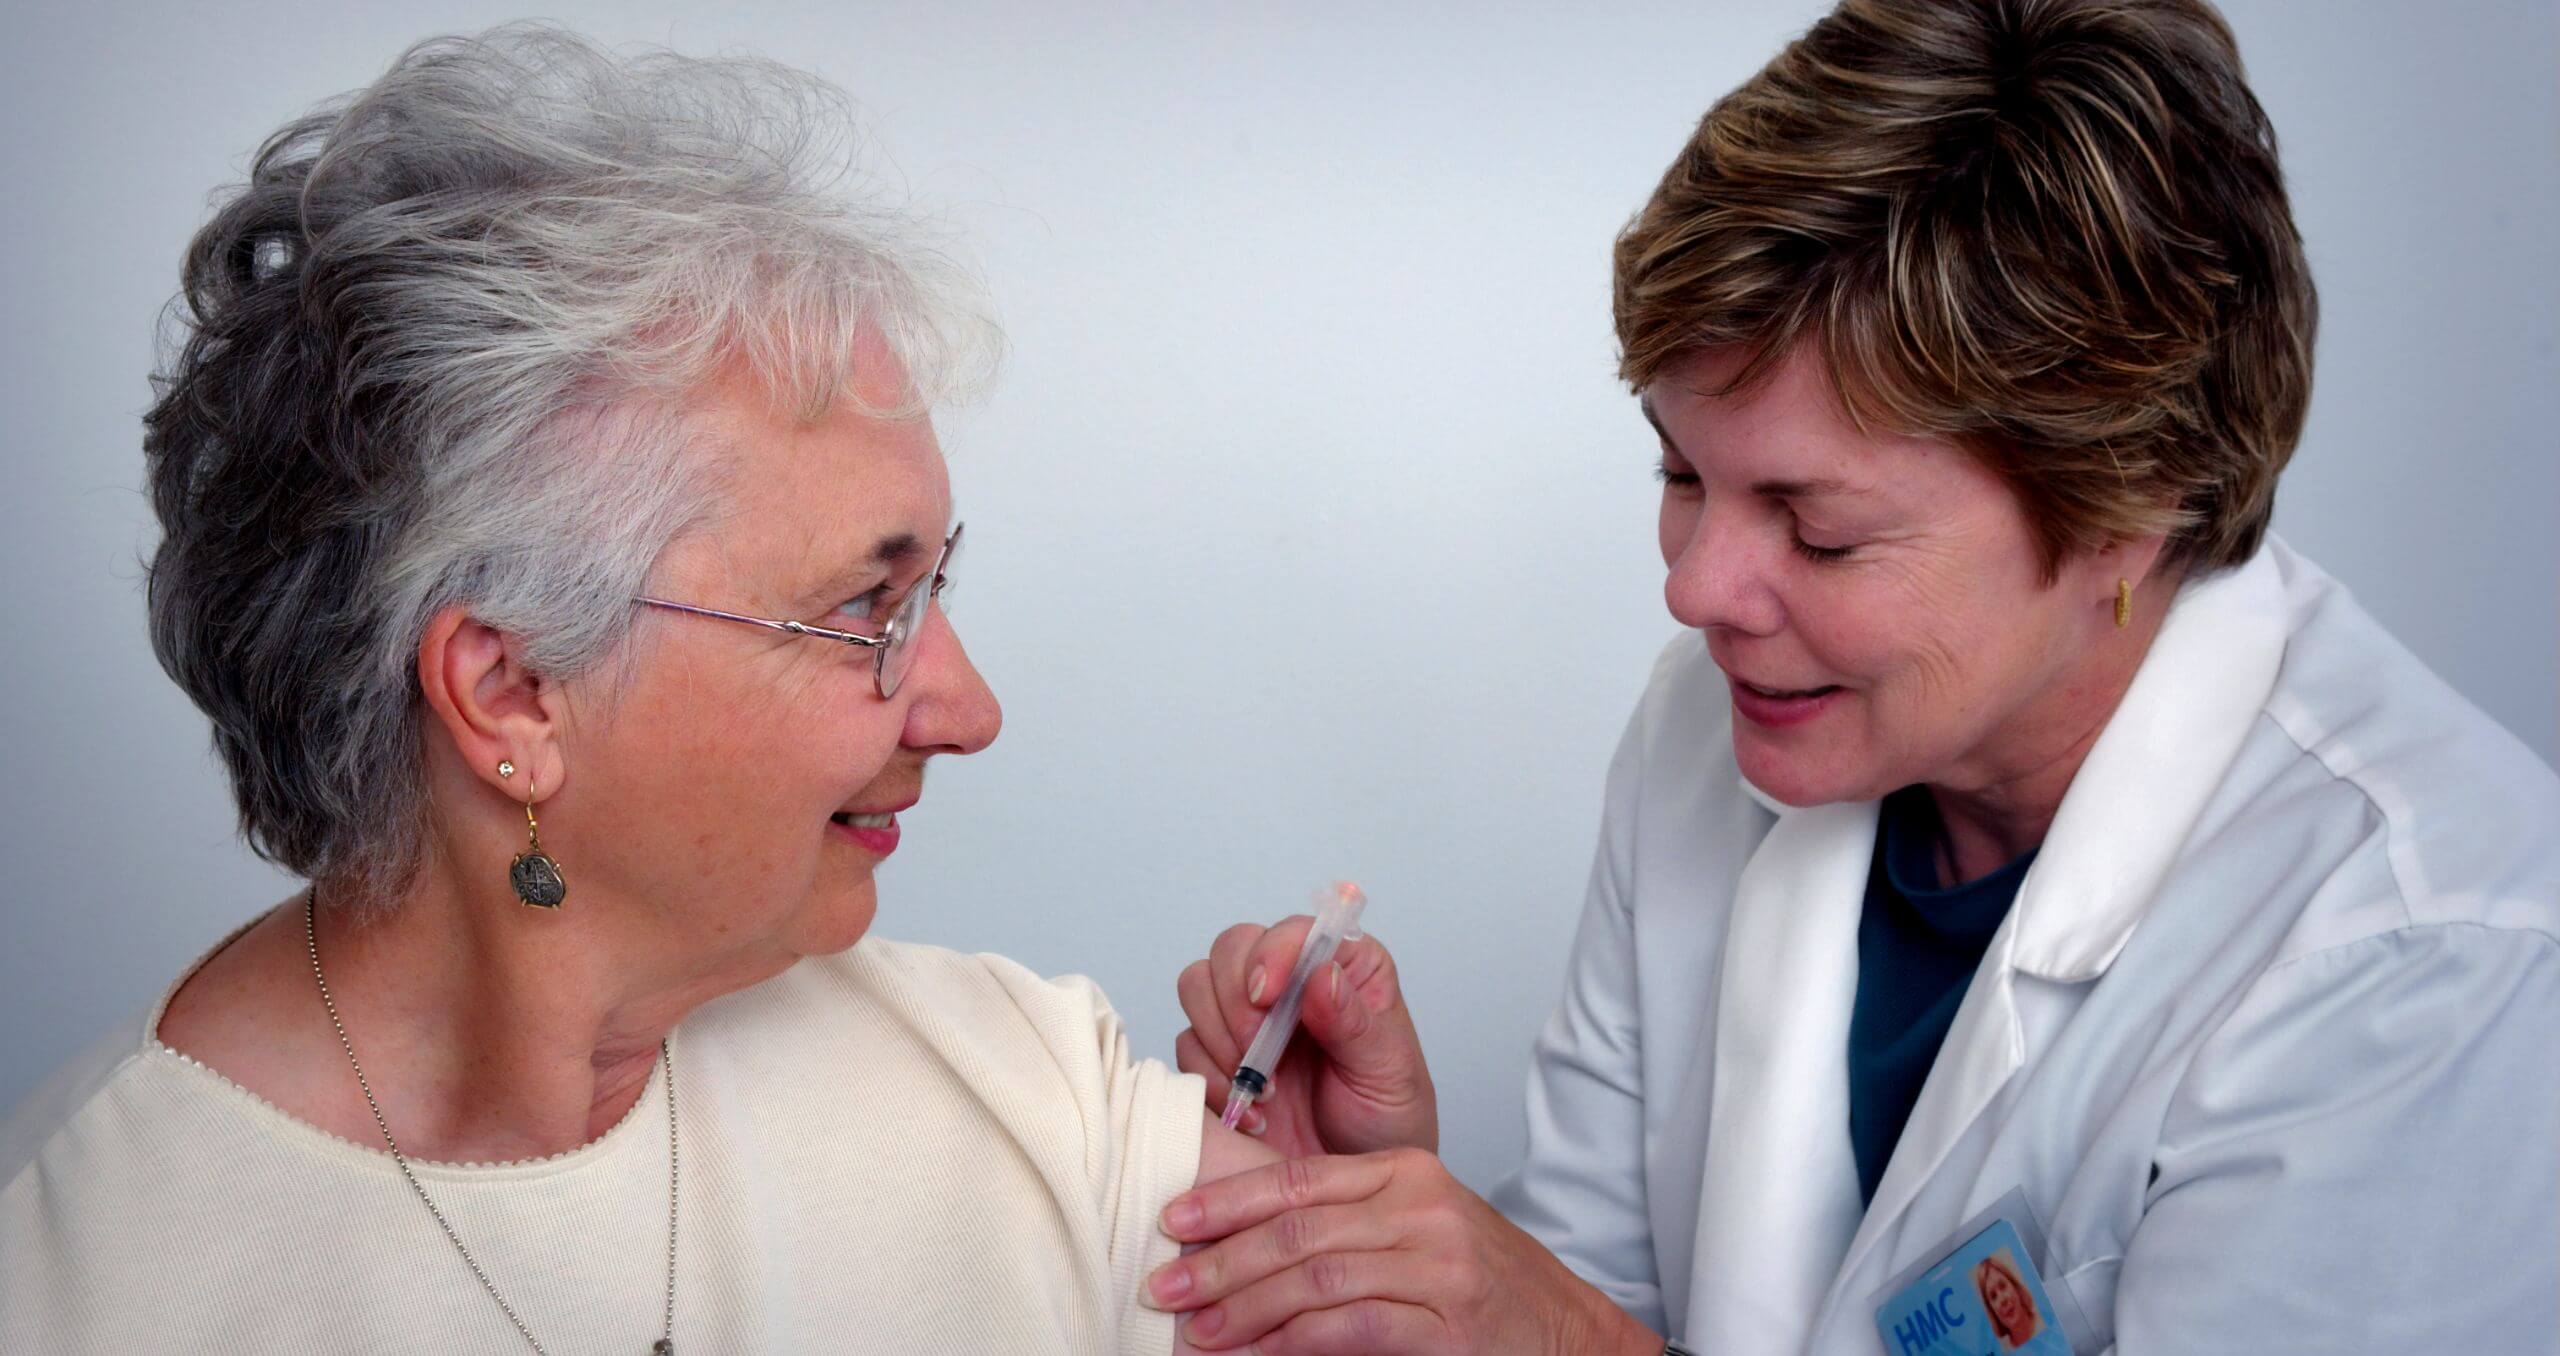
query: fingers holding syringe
1175 1026 1238 1106
1178 951 1249 1075
1240 923 1403 1056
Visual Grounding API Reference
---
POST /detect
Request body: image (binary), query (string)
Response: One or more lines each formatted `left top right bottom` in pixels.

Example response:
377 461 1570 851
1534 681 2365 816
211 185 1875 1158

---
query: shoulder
2167 920 2558 1144
718 937 1188 1126
738 937 1205 1330
2230 543 2560 952
0 1011 159 1196
792 935 1129 1046
0 911 255 1196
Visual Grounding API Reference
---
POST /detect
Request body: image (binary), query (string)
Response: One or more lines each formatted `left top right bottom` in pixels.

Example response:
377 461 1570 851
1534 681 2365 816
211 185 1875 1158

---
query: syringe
1220 882 1369 1130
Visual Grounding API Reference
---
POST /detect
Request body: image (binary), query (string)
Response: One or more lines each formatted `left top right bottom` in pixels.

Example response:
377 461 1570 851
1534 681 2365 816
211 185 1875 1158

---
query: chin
1732 734 1869 809
787 879 879 957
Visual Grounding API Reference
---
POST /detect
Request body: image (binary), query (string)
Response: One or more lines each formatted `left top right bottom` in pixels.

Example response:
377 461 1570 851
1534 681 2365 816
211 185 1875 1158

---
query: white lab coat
1489 539 2560 1354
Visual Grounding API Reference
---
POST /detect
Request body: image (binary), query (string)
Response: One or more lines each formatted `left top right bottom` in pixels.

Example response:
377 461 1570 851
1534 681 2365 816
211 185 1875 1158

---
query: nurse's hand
1174 917 1437 1158
1145 1149 1661 1356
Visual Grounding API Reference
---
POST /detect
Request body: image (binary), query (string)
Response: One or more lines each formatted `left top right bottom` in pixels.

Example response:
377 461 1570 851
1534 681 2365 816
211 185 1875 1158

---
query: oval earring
499 760 567 910
2115 578 2133 630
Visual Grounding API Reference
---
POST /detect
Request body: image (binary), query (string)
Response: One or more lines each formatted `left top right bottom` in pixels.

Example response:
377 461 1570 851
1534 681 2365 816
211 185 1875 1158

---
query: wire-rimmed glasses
633 522 962 699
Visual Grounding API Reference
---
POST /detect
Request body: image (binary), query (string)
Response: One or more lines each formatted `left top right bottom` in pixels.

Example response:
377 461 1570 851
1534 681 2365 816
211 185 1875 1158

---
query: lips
829 797 915 856
1734 679 1839 700
1725 675 1845 729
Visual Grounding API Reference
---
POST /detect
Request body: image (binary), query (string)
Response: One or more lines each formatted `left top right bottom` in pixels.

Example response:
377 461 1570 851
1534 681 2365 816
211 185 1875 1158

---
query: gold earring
502 761 566 910
2115 578 2132 630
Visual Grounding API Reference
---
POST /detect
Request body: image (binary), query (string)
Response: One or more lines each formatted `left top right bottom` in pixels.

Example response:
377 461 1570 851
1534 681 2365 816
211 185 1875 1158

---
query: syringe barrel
1235 884 1368 1079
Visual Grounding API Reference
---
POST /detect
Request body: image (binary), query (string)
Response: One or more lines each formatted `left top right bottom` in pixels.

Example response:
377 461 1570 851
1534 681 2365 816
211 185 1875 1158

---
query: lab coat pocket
2047 1255 2118 1354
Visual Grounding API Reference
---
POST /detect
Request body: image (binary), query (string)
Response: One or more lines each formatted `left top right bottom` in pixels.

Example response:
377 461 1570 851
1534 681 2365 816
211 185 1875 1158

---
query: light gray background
4 2 2554 1191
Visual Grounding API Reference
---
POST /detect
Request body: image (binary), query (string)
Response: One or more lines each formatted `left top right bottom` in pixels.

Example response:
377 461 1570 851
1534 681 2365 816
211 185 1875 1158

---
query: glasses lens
877 525 959 698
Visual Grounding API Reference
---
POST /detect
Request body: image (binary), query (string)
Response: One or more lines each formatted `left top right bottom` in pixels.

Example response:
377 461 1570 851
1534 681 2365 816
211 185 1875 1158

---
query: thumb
1297 956 1423 1088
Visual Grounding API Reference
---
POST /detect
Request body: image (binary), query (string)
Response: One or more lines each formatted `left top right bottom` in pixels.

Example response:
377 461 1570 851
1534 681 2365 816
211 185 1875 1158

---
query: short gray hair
143 24 999 902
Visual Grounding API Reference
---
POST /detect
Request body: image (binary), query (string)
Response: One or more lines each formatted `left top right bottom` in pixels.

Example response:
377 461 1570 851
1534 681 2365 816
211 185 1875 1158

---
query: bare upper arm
1195 1108 1281 1188
1171 1111 1283 1355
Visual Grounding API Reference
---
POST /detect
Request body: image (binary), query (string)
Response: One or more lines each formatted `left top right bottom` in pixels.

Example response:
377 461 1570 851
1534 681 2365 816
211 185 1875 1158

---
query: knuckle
1212 923 1262 960
1427 1258 1475 1300
1190 1246 1226 1292
1345 1300 1395 1346
1306 1251 1351 1301
1277 1157 1321 1210
1271 1208 1314 1263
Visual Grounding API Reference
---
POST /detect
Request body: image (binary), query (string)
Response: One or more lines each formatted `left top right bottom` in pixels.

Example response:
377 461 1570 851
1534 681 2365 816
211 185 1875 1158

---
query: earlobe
417 605 564 798
2093 531 2175 607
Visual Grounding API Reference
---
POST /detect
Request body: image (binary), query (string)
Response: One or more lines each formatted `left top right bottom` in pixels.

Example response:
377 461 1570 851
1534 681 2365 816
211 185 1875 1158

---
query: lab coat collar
1726 543 2288 981
1683 799 1876 1354
1826 544 2289 1322
2004 544 2288 981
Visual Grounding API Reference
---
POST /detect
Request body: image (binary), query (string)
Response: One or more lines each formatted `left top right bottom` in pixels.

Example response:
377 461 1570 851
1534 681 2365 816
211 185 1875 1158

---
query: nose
898 603 1002 755
1663 502 1785 637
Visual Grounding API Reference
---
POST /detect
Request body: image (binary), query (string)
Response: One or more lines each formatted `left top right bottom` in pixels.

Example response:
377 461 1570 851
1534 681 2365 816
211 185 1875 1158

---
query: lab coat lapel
1827 547 2291 1304
1683 796 1876 1354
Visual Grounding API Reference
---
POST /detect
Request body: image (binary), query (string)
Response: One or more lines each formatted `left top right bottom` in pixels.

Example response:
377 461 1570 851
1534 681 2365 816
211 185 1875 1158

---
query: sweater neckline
140 907 672 1179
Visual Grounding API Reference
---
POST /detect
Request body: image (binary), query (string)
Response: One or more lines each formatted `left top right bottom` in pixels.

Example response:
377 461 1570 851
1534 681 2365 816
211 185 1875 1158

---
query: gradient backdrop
4 0 2555 1190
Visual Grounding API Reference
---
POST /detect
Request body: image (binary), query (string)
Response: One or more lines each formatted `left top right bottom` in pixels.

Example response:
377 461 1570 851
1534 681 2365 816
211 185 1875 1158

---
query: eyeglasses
633 522 963 699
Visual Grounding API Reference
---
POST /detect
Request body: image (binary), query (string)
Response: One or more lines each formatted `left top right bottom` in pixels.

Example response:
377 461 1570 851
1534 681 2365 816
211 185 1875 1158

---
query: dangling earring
497 760 567 909
2115 578 2133 630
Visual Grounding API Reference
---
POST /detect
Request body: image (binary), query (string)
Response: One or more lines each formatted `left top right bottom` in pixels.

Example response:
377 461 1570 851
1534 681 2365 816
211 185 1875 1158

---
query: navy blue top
1847 785 2038 1204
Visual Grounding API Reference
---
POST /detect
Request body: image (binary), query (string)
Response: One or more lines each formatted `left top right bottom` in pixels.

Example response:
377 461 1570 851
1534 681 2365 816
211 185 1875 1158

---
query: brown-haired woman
1153 1 2559 1352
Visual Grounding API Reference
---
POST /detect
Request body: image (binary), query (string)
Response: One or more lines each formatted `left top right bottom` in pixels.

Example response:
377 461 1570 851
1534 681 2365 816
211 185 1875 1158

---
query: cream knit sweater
0 929 1203 1354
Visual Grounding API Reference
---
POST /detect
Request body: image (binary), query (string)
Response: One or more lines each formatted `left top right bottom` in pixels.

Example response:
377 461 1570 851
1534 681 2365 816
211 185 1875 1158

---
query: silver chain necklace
304 892 679 1355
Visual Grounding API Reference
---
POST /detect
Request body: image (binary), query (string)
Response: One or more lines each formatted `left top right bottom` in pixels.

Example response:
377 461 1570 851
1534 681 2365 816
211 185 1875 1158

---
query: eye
1653 461 1701 493
832 584 894 626
1790 515 1858 563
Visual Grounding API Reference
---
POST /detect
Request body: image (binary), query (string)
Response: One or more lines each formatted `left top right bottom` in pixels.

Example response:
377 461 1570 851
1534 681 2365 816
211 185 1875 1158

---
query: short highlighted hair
1613 0 2316 579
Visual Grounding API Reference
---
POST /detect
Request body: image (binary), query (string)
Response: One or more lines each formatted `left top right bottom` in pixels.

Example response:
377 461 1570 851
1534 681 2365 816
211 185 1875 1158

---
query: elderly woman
0 27 1267 1353
1159 1 2559 1353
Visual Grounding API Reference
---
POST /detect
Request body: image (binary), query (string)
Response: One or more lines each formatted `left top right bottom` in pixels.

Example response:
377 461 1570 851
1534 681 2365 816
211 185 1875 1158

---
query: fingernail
1247 969 1268 1004
1242 1107 1266 1136
1164 1197 1203 1234
1187 1306 1225 1341
1328 963 1345 1005
1147 1264 1191 1307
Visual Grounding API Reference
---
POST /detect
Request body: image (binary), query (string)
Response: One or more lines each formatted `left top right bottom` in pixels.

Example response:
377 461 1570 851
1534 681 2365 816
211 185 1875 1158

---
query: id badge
1870 1189 2088 1355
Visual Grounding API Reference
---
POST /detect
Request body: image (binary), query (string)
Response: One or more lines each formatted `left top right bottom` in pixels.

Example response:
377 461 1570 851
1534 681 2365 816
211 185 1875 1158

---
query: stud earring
2115 578 2132 630
501 760 566 909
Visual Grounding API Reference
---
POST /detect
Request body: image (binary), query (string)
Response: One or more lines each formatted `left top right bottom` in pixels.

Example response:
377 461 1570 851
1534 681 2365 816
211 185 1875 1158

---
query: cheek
1774 579 1926 687
584 666 898 880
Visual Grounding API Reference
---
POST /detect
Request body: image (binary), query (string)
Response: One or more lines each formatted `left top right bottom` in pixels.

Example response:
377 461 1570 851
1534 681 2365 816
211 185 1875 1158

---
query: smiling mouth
831 812 895 829
1737 680 1841 700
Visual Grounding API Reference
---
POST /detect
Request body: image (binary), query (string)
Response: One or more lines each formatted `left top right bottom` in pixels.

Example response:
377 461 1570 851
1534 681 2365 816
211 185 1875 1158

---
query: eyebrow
1748 476 1861 499
1639 396 1866 500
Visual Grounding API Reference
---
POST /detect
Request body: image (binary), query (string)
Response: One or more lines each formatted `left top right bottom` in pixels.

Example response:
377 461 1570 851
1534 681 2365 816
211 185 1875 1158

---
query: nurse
1147 0 2560 1352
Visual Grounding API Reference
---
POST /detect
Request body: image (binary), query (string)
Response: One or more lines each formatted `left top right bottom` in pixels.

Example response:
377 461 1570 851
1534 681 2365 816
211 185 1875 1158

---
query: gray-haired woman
0 27 1265 1353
